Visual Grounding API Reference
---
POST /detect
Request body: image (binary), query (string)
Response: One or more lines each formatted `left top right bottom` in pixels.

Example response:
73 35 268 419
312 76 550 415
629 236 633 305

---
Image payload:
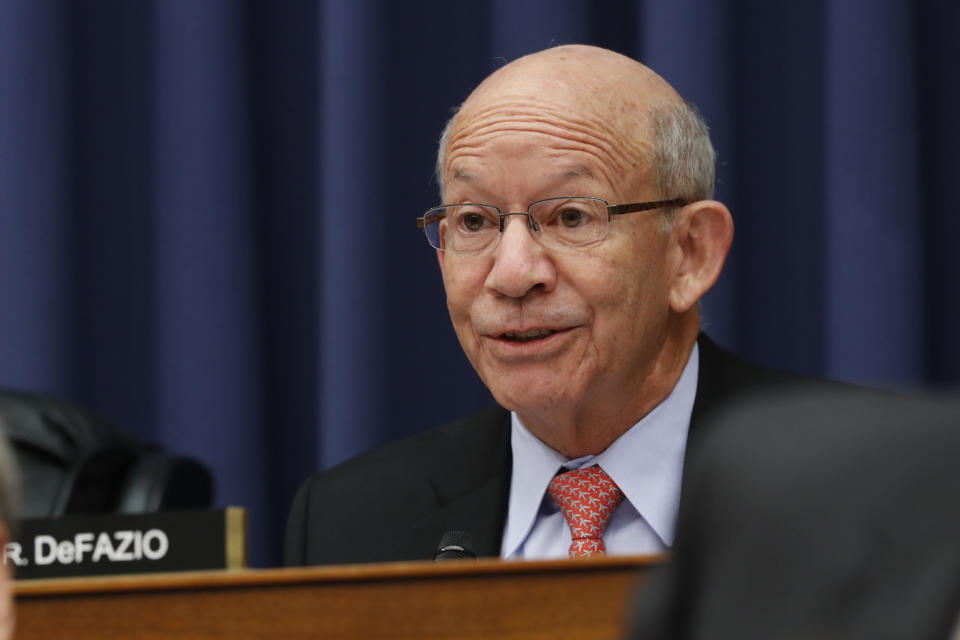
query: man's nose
484 214 557 298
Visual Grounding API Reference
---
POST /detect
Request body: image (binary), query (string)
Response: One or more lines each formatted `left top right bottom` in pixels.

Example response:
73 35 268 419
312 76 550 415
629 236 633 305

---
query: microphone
434 530 477 561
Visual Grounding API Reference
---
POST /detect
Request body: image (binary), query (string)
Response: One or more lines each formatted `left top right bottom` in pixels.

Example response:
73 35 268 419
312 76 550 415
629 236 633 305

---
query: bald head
436 45 714 206
466 45 680 116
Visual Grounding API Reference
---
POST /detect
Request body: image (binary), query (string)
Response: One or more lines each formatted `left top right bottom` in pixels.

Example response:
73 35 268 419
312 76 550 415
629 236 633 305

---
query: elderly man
286 45 803 565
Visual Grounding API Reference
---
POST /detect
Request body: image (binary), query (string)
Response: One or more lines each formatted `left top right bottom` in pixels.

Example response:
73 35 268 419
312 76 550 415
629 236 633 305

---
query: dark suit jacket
284 333 812 566
629 388 960 640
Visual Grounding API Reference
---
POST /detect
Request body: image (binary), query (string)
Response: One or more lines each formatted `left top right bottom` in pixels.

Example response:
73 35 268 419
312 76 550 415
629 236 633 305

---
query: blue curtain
1 0 957 567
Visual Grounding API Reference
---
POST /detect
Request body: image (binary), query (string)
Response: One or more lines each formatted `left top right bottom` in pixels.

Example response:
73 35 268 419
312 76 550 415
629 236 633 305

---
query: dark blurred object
630 387 960 640
0 389 213 517
434 530 477 561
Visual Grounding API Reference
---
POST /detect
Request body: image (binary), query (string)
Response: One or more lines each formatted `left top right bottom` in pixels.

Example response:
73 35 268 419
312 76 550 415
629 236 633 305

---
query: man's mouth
501 329 557 343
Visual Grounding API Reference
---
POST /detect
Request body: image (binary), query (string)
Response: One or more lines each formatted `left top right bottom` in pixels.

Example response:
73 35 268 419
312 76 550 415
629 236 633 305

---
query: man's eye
460 213 489 232
558 208 588 228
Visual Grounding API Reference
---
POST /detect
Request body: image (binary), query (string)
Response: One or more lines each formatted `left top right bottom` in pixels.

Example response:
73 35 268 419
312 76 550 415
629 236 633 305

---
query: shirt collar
501 342 699 557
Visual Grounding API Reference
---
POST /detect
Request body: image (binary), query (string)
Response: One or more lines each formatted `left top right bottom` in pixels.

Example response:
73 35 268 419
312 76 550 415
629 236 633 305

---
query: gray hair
651 100 715 202
650 99 716 230
434 99 716 222
0 422 19 537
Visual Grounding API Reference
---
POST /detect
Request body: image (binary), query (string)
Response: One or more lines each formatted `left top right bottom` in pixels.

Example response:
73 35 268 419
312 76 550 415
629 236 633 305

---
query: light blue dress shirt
500 343 699 559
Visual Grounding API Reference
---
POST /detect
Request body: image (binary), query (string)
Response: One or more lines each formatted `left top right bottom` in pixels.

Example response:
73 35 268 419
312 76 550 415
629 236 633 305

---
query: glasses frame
416 196 689 253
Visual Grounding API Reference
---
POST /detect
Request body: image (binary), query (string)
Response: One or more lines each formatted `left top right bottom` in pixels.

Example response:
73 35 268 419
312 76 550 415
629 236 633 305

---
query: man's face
438 99 680 424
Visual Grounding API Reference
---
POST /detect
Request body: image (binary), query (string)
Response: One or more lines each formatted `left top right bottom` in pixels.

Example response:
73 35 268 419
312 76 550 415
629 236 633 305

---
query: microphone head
434 530 477 561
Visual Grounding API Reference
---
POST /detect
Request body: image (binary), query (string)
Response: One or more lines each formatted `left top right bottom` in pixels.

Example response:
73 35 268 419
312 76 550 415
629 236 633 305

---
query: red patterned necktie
547 466 625 558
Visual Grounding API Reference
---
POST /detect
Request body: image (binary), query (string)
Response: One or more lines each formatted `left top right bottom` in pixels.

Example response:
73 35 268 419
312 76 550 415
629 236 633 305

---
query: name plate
4 507 245 580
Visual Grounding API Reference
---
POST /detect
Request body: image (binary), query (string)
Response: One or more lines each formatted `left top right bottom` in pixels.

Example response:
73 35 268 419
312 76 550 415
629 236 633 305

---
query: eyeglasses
416 196 687 254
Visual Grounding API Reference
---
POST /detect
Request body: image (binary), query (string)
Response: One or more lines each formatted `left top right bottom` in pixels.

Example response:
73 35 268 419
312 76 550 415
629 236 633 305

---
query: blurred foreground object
630 388 960 640
0 389 212 516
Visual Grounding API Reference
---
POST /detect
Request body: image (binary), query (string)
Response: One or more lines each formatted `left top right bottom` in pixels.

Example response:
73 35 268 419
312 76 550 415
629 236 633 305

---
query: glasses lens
423 205 500 253
529 197 608 247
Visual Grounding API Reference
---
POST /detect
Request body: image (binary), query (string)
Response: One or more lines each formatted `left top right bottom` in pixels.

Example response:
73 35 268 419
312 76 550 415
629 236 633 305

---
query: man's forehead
443 98 655 198
451 164 595 183
446 47 676 164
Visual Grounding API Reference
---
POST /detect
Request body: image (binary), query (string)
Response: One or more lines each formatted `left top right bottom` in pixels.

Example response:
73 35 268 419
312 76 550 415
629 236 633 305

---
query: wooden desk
14 555 661 639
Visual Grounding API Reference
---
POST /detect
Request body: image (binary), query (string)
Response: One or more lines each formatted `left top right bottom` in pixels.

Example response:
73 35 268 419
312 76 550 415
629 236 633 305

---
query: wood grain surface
13 555 663 639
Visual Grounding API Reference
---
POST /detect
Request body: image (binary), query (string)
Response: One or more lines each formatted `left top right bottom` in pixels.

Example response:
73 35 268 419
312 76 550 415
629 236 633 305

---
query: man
286 44 806 565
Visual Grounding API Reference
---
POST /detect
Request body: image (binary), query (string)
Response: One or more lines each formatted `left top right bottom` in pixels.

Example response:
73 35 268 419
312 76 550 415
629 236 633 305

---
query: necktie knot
547 466 625 558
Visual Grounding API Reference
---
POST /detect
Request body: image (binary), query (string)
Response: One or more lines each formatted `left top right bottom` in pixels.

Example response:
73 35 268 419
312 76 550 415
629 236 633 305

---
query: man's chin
474 352 592 411
488 383 579 416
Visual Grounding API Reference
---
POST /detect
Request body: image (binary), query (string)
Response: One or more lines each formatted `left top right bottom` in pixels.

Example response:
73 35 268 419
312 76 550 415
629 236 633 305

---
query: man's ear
668 200 734 313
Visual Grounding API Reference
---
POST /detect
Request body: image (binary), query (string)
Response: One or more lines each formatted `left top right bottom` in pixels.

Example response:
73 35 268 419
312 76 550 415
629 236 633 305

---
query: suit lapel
405 466 511 558
691 332 776 433
404 408 512 558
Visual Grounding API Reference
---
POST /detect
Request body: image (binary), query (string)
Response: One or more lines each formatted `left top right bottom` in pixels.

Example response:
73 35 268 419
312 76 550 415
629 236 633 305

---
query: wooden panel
14 555 662 640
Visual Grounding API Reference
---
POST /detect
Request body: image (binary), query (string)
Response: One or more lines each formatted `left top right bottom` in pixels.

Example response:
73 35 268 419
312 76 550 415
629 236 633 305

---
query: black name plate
3 507 245 580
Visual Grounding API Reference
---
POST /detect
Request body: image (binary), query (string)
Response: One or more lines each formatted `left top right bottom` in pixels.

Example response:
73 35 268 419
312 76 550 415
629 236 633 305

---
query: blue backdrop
1 0 957 567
